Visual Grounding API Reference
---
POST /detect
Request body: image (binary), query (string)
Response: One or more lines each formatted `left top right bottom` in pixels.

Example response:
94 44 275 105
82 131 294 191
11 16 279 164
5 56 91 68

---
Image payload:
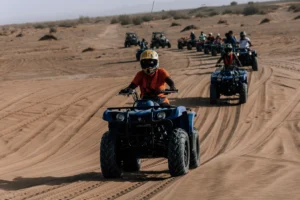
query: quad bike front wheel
100 131 122 178
189 128 200 169
187 43 192 50
211 48 217 56
204 48 209 54
210 84 219 104
197 46 202 52
168 43 171 48
168 128 190 177
239 83 248 104
252 57 258 71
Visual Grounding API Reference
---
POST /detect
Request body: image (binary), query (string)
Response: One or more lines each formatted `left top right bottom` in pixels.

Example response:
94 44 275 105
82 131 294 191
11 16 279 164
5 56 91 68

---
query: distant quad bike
187 39 198 50
236 48 258 71
100 89 200 178
196 41 205 52
136 48 147 61
136 46 148 61
211 42 222 56
210 65 248 104
203 41 212 54
124 32 140 48
177 37 189 50
150 32 171 49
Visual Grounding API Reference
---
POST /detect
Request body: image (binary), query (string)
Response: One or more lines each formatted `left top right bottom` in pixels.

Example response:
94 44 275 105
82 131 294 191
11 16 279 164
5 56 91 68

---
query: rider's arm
234 53 242 67
165 77 176 90
248 38 252 47
216 54 224 64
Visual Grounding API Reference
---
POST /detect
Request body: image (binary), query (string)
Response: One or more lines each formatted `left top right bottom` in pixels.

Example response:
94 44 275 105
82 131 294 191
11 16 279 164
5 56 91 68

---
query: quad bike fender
169 106 187 119
179 111 196 134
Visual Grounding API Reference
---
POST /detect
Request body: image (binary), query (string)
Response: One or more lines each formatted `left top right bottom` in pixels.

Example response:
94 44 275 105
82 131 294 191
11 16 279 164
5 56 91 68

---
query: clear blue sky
1 0 264 25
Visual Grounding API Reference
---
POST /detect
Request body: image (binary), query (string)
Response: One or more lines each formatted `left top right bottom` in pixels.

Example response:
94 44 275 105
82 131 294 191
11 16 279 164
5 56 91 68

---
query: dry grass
289 4 300 12
170 22 181 27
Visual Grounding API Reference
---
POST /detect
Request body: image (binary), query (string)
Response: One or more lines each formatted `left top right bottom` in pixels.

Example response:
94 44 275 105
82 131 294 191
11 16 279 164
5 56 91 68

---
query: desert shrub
34 24 47 29
231 1 238 6
142 15 152 22
110 18 119 24
58 22 74 28
218 19 227 24
170 22 181 27
161 14 169 19
260 18 270 24
180 25 198 32
78 16 90 24
118 15 132 25
294 15 300 20
223 9 233 14
248 1 254 5
195 13 206 18
209 11 219 17
243 6 260 15
49 27 57 33
289 4 300 12
132 17 143 25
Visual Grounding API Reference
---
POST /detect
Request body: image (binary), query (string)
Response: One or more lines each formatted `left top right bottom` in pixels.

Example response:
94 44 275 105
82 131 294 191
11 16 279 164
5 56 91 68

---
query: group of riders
121 30 252 106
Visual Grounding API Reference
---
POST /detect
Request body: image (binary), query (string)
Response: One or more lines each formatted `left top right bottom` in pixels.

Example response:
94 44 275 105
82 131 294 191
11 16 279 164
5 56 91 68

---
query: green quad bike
124 32 140 48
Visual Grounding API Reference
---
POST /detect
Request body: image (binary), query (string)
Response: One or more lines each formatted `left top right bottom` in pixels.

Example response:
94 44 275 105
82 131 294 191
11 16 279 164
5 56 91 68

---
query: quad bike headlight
157 111 166 120
249 52 252 55
116 113 125 121
217 78 222 81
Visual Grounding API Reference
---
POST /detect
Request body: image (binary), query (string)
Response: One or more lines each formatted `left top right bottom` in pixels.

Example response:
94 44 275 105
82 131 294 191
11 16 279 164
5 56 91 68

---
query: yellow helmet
140 50 159 75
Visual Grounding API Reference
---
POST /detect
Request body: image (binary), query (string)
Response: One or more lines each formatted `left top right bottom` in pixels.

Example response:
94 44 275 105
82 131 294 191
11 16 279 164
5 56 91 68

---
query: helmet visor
141 59 158 69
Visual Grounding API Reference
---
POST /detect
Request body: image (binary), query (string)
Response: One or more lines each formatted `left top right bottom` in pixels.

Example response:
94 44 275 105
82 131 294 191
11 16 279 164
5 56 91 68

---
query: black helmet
224 43 233 53
228 30 233 35
240 31 246 36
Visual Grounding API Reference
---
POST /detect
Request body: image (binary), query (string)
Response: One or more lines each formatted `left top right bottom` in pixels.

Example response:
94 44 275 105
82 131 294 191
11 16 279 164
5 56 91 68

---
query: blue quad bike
210 65 248 104
236 48 258 71
100 90 200 178
136 45 148 61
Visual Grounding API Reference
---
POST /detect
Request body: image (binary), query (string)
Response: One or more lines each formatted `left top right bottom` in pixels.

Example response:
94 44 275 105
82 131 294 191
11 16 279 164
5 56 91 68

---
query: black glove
120 88 132 94
170 86 177 91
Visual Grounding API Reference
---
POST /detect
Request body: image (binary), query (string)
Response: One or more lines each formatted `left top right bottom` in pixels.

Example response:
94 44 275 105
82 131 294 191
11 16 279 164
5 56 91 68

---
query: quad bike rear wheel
187 43 192 50
168 128 190 177
197 45 202 52
189 128 200 169
239 83 248 104
178 43 183 49
204 48 209 54
168 43 171 48
100 131 122 178
211 48 217 56
252 57 258 71
156 43 160 49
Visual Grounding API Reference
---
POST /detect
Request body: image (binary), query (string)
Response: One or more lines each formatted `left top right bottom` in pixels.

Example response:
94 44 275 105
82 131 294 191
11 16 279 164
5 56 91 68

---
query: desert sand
0 6 300 200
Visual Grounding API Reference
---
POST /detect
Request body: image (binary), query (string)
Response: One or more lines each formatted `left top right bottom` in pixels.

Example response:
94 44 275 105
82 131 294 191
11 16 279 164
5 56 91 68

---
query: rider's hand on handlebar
119 88 133 94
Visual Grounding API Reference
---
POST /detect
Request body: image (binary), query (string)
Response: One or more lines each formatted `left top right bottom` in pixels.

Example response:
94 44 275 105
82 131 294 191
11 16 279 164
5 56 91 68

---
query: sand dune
0 8 300 200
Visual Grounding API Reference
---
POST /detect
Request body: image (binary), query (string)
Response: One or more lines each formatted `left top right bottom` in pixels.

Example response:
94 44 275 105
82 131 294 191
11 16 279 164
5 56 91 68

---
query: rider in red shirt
120 50 176 104
216 44 242 69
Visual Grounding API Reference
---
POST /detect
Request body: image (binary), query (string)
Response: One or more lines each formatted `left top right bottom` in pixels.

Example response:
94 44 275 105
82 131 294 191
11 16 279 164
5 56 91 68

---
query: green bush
243 6 260 16
209 11 219 17
142 15 152 22
34 24 47 29
132 17 143 25
223 9 233 14
170 22 181 27
78 16 90 24
110 18 119 24
118 15 132 25
218 19 227 24
195 13 206 18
